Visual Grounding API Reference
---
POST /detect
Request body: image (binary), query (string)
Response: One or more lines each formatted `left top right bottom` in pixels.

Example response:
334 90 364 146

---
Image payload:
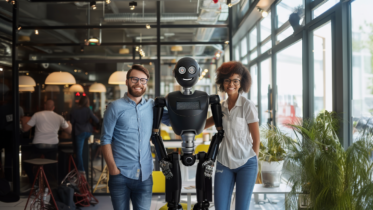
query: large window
276 0 304 28
249 28 257 50
260 58 272 126
241 37 248 57
260 13 272 42
313 21 333 116
351 0 373 141
276 40 303 134
250 64 258 105
313 0 339 19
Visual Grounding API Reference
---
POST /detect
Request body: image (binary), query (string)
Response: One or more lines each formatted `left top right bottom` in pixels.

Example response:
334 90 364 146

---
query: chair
24 158 59 210
152 171 165 193
93 165 110 193
194 144 210 154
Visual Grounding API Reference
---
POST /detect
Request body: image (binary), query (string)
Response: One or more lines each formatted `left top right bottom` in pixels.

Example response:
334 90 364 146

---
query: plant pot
298 193 312 209
260 160 284 188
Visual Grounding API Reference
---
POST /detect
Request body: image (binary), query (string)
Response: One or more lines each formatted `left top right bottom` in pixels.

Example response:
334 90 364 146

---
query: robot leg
193 152 212 210
165 152 183 210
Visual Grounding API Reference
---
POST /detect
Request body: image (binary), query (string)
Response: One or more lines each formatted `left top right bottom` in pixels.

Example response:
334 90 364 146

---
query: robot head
173 57 201 88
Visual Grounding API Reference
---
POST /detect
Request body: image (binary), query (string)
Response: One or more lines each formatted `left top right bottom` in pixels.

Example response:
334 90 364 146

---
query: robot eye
188 66 196 74
178 67 186 74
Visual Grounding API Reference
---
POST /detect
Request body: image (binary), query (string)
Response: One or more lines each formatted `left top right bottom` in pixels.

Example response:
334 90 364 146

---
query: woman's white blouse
217 95 259 169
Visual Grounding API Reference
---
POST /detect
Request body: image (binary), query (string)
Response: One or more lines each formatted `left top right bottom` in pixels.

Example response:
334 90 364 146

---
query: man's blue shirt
101 94 169 181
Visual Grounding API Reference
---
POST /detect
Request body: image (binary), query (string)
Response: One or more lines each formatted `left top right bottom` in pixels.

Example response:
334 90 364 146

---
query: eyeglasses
129 77 148 85
224 79 240 85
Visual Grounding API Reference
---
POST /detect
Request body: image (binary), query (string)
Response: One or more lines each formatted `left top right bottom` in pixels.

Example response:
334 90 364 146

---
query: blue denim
108 173 153 210
214 156 258 210
75 132 91 171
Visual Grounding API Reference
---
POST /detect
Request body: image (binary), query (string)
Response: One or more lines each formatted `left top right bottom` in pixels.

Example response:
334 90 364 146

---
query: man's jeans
108 173 153 210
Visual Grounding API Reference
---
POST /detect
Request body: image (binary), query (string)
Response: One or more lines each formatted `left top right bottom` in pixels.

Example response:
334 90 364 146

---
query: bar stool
60 149 99 207
23 158 59 210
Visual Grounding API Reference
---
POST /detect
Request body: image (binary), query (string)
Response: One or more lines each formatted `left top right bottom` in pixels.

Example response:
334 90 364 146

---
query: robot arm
152 97 173 179
202 95 224 178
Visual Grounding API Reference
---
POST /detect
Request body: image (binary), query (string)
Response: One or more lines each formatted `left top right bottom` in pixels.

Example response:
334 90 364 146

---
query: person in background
21 99 72 185
101 64 169 210
205 61 260 210
70 96 99 176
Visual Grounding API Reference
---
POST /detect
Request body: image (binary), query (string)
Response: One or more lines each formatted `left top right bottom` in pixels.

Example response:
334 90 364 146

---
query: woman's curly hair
216 61 252 93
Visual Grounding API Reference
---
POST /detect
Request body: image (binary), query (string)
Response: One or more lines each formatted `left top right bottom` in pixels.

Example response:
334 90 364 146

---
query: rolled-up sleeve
100 103 117 146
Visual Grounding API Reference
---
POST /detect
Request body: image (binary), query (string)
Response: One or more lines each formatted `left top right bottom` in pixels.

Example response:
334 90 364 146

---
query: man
101 64 169 210
21 99 71 184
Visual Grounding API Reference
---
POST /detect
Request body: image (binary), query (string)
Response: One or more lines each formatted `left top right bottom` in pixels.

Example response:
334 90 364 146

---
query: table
180 182 292 210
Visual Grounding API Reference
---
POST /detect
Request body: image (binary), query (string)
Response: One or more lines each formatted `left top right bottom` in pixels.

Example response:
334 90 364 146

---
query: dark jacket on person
70 107 99 136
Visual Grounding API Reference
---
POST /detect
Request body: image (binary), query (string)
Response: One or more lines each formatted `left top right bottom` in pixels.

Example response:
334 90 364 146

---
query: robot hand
160 159 173 179
202 160 214 178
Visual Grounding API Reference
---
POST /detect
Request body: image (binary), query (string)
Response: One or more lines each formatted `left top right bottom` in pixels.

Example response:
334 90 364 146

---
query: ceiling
0 0 229 67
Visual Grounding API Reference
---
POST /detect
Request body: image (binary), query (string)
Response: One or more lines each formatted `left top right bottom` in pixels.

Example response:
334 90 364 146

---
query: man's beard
128 84 146 97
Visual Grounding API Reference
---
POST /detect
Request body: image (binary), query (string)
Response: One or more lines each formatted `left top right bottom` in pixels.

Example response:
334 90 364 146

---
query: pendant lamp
108 71 127 85
19 75 36 87
45 85 60 92
19 86 35 92
89 83 107 92
69 84 84 92
45 72 76 85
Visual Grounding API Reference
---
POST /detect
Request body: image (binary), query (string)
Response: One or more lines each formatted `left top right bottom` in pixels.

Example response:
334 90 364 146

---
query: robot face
174 57 201 88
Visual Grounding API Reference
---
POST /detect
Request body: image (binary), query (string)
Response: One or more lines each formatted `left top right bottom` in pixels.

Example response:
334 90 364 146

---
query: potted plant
282 111 373 209
289 5 304 32
259 125 295 188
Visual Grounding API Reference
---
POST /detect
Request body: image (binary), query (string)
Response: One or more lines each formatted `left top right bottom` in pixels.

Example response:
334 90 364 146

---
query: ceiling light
35 30 39 35
87 37 99 45
45 72 76 85
136 46 139 51
257 7 268 18
146 24 151 29
171 46 183 52
18 26 21 30
19 76 36 87
106 0 111 4
89 83 107 93
262 11 268 17
225 41 229 44
19 86 35 92
228 3 232 7
69 84 84 92
204 69 208 72
119 48 130 54
18 36 30 42
11 1 15 5
129 1 137 10
0 67 3 71
108 71 127 85
90 1 97 10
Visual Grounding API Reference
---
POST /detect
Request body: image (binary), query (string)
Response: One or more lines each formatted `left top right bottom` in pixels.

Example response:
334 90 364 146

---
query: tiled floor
1 194 286 210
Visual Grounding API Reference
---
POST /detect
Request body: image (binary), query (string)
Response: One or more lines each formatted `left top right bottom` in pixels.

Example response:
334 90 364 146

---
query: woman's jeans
108 173 153 210
214 156 258 210
75 132 91 172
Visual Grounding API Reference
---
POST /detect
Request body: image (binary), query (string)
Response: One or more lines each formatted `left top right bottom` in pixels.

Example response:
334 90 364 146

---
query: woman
70 96 99 174
205 61 260 210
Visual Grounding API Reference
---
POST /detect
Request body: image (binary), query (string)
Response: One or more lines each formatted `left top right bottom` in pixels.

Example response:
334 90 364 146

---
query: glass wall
260 58 272 126
276 40 303 135
250 64 258 105
313 21 333 116
351 0 373 141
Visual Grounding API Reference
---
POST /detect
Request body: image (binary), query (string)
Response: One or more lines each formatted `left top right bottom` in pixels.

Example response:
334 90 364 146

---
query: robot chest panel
166 91 209 135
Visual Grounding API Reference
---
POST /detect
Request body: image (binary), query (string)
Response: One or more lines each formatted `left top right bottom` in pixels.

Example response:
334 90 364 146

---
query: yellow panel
152 171 166 193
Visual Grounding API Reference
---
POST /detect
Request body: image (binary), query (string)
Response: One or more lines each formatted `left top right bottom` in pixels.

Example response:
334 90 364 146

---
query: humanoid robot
151 57 224 210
